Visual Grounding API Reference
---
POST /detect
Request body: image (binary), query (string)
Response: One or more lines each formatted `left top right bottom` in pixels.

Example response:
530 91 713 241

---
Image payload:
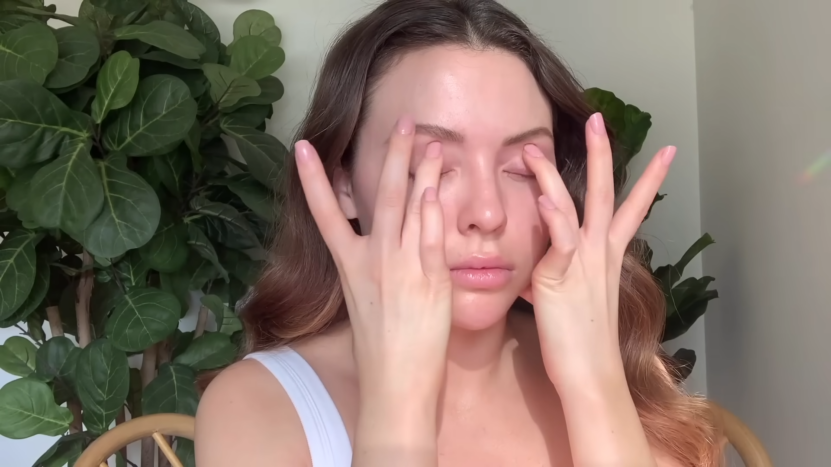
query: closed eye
505 171 536 181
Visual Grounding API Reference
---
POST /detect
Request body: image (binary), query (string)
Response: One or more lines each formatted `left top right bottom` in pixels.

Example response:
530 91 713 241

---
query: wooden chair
75 413 195 467
75 402 772 467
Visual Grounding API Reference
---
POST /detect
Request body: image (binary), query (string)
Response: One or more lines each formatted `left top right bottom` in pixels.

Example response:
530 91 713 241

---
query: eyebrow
415 123 553 146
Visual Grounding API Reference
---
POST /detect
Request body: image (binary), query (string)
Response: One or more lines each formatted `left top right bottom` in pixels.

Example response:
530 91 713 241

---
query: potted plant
0 1 286 465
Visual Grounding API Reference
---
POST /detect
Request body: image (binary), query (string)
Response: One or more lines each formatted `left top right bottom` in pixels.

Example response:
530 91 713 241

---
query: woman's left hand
521 111 675 384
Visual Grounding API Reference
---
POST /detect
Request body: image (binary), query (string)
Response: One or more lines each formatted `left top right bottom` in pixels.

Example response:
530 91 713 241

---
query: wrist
356 393 439 457
545 346 627 392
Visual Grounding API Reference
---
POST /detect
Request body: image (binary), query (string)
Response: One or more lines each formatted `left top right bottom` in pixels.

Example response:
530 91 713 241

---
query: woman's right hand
294 116 450 434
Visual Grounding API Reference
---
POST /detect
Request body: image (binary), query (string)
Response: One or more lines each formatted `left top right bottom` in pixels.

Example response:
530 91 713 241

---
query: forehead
362 45 552 143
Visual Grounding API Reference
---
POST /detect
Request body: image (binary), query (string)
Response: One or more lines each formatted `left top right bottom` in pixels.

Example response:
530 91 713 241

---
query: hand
521 112 675 383
294 116 451 399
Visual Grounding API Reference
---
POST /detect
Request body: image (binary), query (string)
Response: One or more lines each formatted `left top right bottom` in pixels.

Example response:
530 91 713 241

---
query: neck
443 314 515 394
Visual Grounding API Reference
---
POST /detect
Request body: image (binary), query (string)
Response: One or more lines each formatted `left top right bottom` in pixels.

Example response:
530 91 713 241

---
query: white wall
2 0 707 465
694 0 831 464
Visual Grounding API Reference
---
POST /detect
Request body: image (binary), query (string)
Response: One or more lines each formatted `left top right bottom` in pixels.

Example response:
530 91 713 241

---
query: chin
450 289 517 331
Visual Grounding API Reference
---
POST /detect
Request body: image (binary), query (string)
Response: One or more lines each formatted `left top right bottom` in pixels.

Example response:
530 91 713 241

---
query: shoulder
195 356 312 467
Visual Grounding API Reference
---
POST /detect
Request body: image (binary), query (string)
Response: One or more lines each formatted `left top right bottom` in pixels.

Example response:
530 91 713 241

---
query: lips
449 256 514 290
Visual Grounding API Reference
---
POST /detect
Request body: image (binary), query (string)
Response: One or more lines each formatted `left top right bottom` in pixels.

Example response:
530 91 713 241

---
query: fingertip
538 195 556 211
524 144 544 159
661 146 677 166
423 186 437 202
426 141 442 159
295 140 312 162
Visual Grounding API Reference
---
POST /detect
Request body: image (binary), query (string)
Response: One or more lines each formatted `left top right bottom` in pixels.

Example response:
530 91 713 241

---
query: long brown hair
240 0 721 464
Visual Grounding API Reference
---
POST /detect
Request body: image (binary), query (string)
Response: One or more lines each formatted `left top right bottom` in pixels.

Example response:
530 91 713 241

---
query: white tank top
244 348 353 467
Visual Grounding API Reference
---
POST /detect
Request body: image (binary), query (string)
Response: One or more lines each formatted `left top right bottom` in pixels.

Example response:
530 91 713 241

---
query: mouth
449 256 514 290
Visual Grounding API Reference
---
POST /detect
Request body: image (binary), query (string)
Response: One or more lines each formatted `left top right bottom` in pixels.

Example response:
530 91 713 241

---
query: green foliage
586 88 719 367
0 0 284 460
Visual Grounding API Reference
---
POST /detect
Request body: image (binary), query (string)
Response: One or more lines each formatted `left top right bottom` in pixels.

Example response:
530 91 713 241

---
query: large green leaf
0 230 38 320
0 14 38 34
173 332 236 371
225 75 283 112
186 223 229 282
0 335 36 376
141 363 198 416
140 49 201 69
0 254 49 327
202 63 260 110
43 26 100 90
220 121 285 188
0 79 91 169
0 21 58 84
663 289 719 342
105 288 179 352
175 1 220 44
91 50 140 124
201 294 242 335
213 175 274 221
113 251 149 289
191 196 261 250
32 432 94 467
35 336 80 403
79 0 113 35
654 233 716 290
232 10 280 47
82 157 161 258
113 20 205 60
229 35 285 80
139 214 189 273
176 439 196 467
153 146 190 197
220 248 263 287
103 74 197 157
220 104 272 129
74 338 129 434
29 139 104 233
0 377 73 439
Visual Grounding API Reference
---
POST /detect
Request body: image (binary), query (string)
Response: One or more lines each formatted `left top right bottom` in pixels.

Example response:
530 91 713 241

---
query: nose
456 171 507 236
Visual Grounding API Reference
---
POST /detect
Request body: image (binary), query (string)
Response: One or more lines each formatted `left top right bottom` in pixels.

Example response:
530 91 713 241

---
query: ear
333 166 358 219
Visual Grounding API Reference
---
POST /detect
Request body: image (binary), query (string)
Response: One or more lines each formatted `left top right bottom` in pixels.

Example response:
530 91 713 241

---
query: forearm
554 354 657 467
352 393 439 467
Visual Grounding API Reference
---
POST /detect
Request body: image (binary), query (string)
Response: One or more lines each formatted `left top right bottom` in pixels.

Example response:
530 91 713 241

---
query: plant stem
13 324 37 342
75 251 94 348
140 344 158 467
46 306 62 337
116 407 128 460
194 305 209 338
47 306 83 433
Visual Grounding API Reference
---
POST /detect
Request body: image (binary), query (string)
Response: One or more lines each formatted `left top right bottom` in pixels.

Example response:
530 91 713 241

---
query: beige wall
694 0 831 463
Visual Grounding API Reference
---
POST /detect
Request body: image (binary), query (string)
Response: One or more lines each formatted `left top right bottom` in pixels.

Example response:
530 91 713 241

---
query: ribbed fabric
245 348 352 467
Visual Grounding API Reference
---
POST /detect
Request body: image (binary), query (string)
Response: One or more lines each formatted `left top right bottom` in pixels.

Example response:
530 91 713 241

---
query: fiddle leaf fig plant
0 1 286 465
585 87 719 379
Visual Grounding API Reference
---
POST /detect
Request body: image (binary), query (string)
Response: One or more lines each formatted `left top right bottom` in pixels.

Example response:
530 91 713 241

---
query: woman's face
336 45 554 330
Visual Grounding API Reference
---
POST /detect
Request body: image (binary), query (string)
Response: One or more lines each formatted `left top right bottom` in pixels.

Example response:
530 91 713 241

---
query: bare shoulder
195 358 311 467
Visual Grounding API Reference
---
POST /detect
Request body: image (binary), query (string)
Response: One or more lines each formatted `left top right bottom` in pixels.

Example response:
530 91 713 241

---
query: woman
196 0 722 465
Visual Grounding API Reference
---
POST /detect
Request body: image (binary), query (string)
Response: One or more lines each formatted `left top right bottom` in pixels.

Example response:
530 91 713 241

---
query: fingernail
396 115 415 135
425 141 441 158
524 144 543 158
295 141 310 162
589 113 606 136
424 186 437 202
661 146 677 165
538 195 556 210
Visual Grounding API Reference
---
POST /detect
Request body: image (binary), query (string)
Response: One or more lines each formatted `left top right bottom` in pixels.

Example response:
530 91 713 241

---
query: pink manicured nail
396 115 415 135
295 141 311 162
424 187 437 201
425 141 441 158
538 195 556 210
524 144 543 158
661 146 677 165
589 113 606 136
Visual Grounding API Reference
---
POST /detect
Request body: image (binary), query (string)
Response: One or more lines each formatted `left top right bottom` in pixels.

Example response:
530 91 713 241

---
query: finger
609 145 676 248
373 116 416 247
295 140 356 255
402 142 443 245
522 144 579 230
419 187 448 279
583 112 615 240
533 195 577 283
